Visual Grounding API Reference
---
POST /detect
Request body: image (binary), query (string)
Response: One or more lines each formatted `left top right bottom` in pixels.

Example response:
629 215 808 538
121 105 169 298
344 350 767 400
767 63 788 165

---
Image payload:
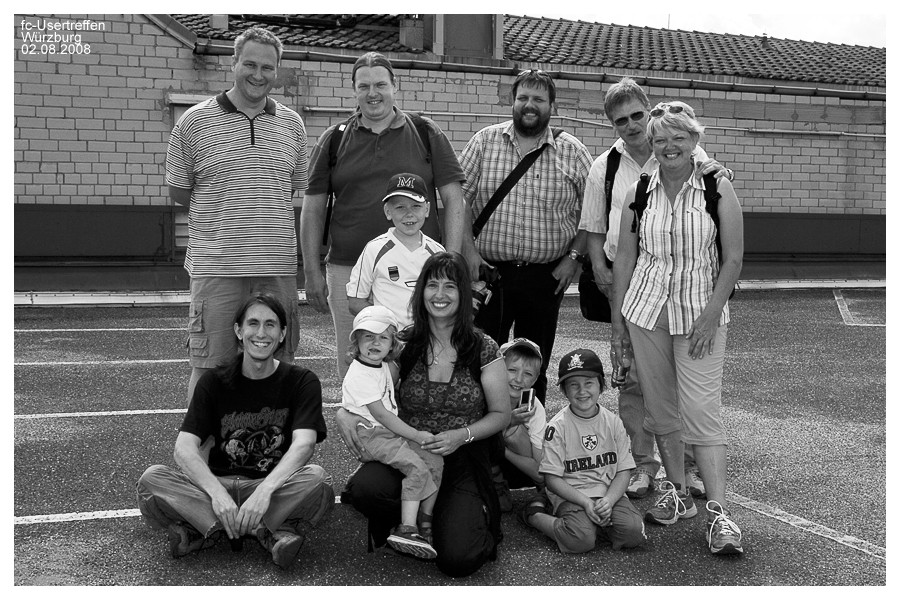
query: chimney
209 14 229 31
400 15 424 51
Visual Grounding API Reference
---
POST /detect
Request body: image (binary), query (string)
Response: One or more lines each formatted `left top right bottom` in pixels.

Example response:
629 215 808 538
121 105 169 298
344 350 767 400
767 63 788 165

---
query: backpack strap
603 147 621 219
408 113 432 164
702 171 723 264
321 113 434 246
600 146 621 269
322 117 353 245
700 172 735 299
629 173 651 234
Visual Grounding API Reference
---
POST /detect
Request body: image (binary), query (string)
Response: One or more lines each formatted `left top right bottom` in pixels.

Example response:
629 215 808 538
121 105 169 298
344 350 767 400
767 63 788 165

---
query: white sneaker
626 470 654 499
685 465 706 498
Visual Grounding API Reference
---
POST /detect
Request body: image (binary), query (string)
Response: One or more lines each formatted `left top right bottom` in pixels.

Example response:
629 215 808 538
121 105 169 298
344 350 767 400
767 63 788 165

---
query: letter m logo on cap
398 176 414 188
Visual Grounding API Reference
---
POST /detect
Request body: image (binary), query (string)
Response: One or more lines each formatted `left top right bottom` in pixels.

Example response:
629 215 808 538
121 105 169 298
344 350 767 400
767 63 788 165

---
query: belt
493 258 560 268
495 260 534 268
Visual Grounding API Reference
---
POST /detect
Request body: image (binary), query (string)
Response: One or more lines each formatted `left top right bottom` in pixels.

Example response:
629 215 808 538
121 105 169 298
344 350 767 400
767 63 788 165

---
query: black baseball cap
382 172 428 204
557 348 604 385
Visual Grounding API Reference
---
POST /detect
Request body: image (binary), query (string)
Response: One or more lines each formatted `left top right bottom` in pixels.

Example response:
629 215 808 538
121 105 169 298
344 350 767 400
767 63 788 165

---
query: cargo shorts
187 276 300 369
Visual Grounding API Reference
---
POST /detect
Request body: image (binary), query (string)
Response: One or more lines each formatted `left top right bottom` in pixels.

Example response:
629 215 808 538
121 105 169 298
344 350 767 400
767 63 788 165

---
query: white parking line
16 359 189 366
16 408 187 419
728 492 885 560
15 404 344 420
15 498 345 525
833 289 885 327
13 493 885 561
14 327 183 333
15 357 334 367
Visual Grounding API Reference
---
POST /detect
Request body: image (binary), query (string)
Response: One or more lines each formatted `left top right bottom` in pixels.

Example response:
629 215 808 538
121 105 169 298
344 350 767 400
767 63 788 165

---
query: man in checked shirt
459 69 592 403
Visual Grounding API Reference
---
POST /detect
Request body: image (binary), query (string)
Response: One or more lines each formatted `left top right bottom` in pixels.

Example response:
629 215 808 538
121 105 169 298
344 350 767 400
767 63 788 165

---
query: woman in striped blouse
610 101 745 555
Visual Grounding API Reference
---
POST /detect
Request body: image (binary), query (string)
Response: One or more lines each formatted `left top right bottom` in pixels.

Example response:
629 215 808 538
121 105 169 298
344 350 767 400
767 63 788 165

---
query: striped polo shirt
166 92 308 277
459 121 593 264
621 170 730 335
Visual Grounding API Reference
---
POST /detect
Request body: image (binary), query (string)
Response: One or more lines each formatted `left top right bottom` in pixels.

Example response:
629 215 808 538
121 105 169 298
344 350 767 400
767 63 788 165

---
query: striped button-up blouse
621 170 729 335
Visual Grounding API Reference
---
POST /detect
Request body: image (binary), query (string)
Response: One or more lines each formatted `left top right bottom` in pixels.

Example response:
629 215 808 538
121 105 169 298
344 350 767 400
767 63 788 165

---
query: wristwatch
567 249 584 262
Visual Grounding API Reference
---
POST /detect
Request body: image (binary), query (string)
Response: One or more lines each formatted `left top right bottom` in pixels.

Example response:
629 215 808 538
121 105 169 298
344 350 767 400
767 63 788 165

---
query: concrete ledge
13 280 885 307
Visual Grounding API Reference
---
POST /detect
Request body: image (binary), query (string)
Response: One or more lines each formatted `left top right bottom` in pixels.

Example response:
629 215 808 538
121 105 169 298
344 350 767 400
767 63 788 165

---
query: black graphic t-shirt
181 362 327 478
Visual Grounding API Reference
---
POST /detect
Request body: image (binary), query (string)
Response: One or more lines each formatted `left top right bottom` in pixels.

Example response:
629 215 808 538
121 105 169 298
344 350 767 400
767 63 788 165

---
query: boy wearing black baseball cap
519 348 647 553
346 172 445 329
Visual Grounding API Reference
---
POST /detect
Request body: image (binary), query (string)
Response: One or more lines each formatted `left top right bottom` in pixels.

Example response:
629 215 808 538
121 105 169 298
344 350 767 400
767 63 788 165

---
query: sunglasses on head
649 103 685 118
613 111 645 127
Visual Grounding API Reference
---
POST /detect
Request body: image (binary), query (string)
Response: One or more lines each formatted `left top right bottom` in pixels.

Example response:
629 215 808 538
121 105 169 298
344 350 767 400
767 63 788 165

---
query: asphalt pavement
13 289 886 586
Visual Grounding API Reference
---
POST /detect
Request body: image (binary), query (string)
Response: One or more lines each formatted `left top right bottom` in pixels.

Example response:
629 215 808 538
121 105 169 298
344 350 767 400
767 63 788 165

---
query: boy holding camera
520 348 646 553
347 173 445 328
498 338 548 491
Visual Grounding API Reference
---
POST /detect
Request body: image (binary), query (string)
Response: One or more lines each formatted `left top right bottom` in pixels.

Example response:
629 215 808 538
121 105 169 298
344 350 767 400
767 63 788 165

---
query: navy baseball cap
382 172 428 204
557 348 604 385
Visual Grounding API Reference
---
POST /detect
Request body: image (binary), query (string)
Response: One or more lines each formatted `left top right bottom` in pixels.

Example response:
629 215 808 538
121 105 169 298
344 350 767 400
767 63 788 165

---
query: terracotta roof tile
171 14 885 88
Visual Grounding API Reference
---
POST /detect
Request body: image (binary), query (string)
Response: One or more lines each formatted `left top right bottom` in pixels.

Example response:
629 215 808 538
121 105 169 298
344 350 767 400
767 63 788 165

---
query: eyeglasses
612 111 646 127
649 103 685 118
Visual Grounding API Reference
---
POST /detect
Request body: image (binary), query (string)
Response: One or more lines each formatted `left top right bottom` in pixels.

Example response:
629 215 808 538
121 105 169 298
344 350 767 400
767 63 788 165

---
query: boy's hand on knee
593 497 612 525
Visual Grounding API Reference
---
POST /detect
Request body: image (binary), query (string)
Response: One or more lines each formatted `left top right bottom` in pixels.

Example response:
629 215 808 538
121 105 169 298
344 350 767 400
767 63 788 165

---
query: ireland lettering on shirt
564 452 618 474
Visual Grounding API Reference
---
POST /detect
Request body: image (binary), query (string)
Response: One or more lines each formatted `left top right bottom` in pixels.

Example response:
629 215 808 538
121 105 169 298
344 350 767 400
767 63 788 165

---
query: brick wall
14 14 886 241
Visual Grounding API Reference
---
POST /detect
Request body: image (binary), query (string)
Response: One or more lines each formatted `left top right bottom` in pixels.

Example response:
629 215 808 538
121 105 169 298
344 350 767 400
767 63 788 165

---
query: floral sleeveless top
398 334 501 435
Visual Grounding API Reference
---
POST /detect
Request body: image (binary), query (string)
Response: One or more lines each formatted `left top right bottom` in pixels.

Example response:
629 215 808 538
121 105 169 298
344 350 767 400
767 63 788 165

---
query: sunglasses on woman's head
613 111 645 127
649 103 685 118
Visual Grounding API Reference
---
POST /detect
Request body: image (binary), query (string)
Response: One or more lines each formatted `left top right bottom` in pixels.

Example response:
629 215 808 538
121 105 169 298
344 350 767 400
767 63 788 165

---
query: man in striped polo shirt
166 27 308 403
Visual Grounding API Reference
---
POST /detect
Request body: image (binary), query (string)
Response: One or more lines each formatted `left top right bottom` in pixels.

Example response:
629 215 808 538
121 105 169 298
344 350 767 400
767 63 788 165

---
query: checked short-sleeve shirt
459 121 592 264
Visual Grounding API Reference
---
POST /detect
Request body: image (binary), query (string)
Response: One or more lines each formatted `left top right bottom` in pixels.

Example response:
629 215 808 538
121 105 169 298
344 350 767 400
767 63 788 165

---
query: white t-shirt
346 228 444 328
341 359 396 427
539 404 635 511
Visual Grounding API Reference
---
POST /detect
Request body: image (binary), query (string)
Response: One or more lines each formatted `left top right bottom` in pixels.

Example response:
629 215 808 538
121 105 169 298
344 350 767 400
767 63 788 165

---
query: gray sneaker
644 480 697 525
706 501 743 555
387 525 437 560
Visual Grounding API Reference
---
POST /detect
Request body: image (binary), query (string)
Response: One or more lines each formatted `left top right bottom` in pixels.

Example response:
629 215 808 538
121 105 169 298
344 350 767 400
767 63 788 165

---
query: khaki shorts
626 307 728 446
187 276 300 369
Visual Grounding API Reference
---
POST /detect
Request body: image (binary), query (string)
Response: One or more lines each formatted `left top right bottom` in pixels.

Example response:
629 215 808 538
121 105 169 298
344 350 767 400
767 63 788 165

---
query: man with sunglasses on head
577 77 734 501
458 69 593 404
